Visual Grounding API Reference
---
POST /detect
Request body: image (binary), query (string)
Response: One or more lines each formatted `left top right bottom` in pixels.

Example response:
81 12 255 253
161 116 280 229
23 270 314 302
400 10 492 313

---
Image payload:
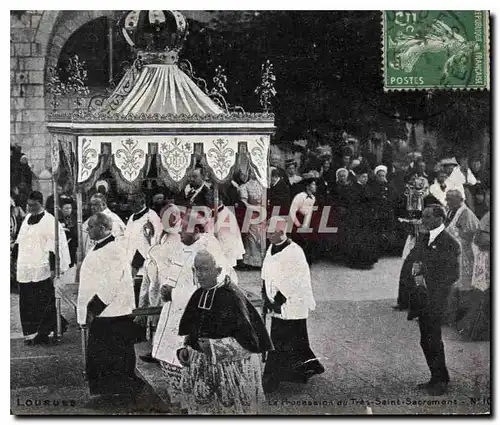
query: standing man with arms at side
77 213 143 397
261 216 324 393
13 191 71 345
411 205 460 396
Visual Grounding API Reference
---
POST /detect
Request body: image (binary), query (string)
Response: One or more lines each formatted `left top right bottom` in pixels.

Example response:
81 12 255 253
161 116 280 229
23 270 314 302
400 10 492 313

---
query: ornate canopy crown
120 10 188 64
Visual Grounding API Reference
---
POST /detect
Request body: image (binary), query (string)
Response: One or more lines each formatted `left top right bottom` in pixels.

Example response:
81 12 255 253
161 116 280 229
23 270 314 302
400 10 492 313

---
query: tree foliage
181 11 489 151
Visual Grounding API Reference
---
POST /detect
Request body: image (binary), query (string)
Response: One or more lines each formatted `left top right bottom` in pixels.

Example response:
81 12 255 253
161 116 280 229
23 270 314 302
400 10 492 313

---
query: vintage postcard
10 10 491 415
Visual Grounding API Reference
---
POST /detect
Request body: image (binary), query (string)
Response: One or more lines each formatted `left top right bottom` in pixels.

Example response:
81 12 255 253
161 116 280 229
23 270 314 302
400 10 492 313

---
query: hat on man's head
341 145 354 157
354 163 370 175
270 168 281 178
351 159 361 169
302 171 319 185
439 157 458 166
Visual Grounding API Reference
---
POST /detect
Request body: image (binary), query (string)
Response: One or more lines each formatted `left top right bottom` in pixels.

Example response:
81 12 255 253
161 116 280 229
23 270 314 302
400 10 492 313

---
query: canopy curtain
78 153 112 193
109 154 153 193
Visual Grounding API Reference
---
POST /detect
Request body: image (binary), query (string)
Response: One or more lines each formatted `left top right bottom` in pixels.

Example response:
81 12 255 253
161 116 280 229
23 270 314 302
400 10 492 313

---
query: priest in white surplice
124 192 163 274
151 210 237 404
13 191 71 345
77 213 143 396
137 204 183 363
82 193 126 255
123 192 162 306
261 216 324 394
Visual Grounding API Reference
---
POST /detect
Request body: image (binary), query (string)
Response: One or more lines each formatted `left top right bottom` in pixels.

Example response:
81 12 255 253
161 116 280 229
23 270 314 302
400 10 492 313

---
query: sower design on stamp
383 11 490 91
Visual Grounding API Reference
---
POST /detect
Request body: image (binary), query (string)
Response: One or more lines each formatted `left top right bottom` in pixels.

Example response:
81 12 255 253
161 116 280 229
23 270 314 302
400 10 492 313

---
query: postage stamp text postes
383 11 490 91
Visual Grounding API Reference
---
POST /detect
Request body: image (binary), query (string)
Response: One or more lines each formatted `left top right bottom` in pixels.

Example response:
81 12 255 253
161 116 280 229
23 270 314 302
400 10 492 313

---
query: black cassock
83 236 144 396
261 240 325 392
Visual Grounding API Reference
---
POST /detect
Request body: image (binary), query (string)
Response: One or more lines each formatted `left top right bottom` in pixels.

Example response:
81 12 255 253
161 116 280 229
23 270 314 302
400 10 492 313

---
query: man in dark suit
410 205 460 396
182 168 212 208
268 168 291 216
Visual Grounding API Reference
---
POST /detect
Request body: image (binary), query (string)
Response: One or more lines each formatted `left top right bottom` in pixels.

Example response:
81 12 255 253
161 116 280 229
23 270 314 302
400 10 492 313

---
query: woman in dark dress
329 168 352 260
369 165 398 255
345 165 379 269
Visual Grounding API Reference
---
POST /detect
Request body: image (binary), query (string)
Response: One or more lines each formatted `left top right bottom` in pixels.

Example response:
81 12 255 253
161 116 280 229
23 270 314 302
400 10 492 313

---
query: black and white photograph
9 9 491 415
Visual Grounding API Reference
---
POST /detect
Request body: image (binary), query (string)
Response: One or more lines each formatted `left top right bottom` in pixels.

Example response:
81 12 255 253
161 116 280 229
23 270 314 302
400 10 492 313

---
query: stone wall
11 11 50 179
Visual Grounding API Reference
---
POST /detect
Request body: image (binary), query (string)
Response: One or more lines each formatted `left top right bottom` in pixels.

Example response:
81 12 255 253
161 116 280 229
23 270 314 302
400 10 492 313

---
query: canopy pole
53 179 60 277
261 182 268 262
52 177 62 338
75 190 88 374
76 190 84 284
213 183 219 238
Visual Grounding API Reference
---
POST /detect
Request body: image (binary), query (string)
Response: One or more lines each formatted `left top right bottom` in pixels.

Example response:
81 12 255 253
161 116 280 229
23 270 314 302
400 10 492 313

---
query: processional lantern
405 176 427 216
47 9 276 281
403 176 428 240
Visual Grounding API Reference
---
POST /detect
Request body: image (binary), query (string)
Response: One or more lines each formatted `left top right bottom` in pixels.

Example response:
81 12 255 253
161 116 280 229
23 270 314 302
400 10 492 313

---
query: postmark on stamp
383 11 490 91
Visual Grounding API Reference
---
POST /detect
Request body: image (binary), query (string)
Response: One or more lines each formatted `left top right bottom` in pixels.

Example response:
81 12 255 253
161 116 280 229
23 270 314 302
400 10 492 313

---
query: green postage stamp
383 11 490 90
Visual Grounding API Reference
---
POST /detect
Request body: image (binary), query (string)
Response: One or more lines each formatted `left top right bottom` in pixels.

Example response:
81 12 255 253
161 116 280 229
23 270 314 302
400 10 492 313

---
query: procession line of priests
15 191 71 342
77 213 143 396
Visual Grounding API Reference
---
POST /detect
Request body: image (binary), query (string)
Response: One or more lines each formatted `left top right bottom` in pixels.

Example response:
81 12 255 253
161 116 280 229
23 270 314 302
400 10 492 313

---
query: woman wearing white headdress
369 164 398 255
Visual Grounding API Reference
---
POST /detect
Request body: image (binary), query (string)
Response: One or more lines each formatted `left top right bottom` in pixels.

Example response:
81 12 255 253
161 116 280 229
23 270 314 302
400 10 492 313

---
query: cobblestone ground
11 258 490 415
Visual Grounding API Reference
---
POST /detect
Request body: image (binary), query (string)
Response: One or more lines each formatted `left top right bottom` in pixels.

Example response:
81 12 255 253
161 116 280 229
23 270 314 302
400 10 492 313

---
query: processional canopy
47 10 275 192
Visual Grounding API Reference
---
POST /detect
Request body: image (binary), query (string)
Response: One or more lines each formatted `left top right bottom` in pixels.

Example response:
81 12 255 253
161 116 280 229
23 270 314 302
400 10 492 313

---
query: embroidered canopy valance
47 9 275 192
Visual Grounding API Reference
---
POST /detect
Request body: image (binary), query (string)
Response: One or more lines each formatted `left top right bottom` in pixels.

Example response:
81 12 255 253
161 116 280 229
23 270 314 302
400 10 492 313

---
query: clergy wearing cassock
178 250 272 414
14 191 70 344
261 216 324 394
82 193 126 255
151 212 237 405
123 193 162 305
77 213 143 396
137 204 183 363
